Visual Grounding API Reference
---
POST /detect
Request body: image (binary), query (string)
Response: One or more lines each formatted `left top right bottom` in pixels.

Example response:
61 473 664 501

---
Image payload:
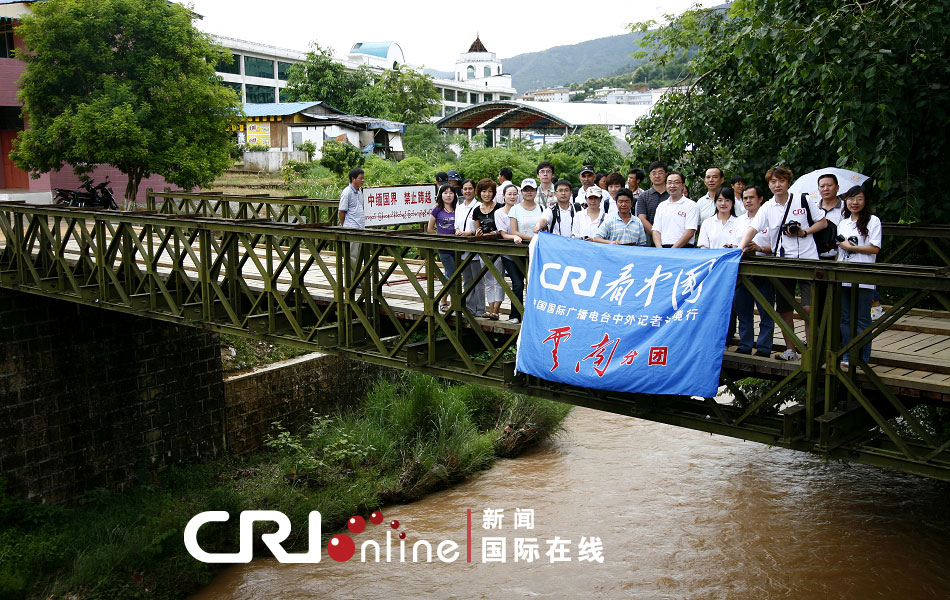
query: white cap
585 185 604 198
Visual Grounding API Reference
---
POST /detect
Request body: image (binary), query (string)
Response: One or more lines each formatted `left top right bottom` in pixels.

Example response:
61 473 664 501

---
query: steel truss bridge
1 191 948 479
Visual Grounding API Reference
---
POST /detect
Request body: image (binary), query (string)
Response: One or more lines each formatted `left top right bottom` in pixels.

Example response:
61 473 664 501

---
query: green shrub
319 139 365 176
244 143 269 152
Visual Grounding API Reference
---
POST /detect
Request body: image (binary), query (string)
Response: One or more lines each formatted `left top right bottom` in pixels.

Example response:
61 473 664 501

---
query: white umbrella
788 167 869 203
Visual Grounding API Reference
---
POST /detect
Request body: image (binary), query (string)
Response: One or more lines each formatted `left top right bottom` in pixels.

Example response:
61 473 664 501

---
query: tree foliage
283 45 440 124
403 123 455 164
550 126 624 176
626 0 950 222
319 140 364 176
11 0 240 206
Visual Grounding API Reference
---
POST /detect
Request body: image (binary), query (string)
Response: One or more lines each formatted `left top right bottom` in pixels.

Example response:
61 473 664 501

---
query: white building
211 35 517 129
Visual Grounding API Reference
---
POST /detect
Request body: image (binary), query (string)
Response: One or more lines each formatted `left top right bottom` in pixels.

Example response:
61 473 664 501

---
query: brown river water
192 407 949 599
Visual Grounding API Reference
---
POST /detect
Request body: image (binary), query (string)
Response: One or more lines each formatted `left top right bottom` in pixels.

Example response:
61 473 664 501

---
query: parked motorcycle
53 178 118 210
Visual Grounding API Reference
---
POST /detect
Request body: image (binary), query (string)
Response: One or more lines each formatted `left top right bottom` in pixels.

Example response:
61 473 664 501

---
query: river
192 407 950 599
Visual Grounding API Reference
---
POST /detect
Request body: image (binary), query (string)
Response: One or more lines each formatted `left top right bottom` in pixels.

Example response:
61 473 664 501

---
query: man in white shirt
535 179 579 237
652 171 699 248
811 173 844 260
737 166 827 360
695 167 745 245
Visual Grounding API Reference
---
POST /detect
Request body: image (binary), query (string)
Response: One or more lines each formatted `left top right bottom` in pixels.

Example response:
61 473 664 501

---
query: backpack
549 202 582 234
812 198 839 255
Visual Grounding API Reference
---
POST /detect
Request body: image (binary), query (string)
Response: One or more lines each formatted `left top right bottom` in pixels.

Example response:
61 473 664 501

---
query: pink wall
2 27 190 203
45 167 192 206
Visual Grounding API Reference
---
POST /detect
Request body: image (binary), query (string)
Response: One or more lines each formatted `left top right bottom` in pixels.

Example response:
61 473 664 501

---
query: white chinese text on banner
515 233 742 397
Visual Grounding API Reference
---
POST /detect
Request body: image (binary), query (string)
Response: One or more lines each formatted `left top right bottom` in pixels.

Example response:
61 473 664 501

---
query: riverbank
0 373 571 599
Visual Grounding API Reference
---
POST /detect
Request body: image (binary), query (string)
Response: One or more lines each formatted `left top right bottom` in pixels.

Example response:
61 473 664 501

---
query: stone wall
222 354 389 455
0 289 226 503
0 288 395 503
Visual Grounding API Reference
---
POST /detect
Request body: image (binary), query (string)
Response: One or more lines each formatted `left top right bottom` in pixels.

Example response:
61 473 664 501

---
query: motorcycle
53 178 119 210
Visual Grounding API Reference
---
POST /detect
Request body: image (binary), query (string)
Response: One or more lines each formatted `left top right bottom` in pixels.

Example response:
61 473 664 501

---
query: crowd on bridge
337 161 883 369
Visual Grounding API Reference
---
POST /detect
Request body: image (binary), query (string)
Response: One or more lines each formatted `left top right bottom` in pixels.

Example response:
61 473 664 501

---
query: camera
835 234 845 243
835 234 859 245
782 220 801 236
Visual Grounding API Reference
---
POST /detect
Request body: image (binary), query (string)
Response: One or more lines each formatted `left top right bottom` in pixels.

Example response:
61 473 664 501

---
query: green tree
284 48 441 124
457 147 535 184
320 140 364 176
281 43 353 111
550 126 624 176
11 0 240 208
403 123 454 164
627 0 950 222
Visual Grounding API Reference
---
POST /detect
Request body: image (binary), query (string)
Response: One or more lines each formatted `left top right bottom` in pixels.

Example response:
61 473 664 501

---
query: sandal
487 312 499 320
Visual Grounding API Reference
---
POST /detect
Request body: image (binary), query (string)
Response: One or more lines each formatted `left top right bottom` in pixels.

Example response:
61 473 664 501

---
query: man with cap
447 170 463 195
573 165 597 205
435 171 449 186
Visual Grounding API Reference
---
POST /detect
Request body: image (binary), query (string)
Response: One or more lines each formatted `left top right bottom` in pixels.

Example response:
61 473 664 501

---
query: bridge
0 191 948 480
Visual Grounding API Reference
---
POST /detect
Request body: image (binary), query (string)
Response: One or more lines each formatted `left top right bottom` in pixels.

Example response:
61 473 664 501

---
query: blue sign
515 233 742 397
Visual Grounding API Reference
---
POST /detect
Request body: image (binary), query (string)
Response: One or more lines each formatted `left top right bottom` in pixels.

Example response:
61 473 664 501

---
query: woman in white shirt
496 184 526 322
836 184 882 368
571 185 609 240
698 188 738 248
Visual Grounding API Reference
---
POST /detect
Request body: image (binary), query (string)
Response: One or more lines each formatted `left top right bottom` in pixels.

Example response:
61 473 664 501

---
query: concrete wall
243 150 307 172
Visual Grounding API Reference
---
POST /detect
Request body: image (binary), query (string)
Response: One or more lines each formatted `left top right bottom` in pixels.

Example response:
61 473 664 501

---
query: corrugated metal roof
241 101 343 117
436 100 652 130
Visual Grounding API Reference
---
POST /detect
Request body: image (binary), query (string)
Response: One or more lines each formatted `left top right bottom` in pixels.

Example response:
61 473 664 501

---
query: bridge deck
2 226 946 402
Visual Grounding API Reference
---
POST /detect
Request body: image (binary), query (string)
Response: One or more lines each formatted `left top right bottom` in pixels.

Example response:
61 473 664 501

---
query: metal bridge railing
0 202 948 479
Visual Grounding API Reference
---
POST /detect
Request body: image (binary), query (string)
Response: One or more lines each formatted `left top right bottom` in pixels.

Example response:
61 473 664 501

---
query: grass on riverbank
0 373 571 600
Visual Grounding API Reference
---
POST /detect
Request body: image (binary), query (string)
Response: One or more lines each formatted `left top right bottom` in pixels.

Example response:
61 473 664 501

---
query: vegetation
11 0 240 209
626 0 950 222
567 52 693 100
319 139 365 176
219 333 309 374
283 44 441 124
0 374 570 599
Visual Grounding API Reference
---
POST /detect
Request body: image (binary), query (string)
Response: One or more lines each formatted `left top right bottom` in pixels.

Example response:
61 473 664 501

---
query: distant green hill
502 32 649 92
423 32 649 93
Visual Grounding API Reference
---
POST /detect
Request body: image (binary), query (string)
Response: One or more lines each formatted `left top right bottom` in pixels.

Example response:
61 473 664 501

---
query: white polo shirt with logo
652 196 699 245
750 196 824 260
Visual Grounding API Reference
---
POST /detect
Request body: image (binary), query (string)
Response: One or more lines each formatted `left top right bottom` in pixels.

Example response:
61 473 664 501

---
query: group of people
339 159 882 367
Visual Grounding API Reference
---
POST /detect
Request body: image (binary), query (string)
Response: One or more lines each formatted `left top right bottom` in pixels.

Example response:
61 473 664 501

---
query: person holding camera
836 184 882 368
737 167 828 360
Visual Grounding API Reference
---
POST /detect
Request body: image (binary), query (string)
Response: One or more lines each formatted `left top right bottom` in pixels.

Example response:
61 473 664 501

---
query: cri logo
184 510 460 564
677 210 687 218
539 263 601 297
791 208 806 216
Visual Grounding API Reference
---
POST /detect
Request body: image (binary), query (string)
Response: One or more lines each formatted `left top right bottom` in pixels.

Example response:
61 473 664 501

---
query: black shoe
754 350 771 357
735 347 752 355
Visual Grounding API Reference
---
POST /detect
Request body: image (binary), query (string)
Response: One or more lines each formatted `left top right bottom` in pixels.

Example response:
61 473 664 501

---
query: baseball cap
447 170 462 181
435 171 448 183
519 178 538 190
585 185 604 198
580 165 595 175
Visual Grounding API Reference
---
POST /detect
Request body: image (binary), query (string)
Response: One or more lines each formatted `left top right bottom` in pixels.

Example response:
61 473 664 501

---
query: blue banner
515 233 742 397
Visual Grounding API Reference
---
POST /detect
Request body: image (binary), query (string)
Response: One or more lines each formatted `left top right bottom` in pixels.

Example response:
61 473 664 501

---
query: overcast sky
185 0 706 71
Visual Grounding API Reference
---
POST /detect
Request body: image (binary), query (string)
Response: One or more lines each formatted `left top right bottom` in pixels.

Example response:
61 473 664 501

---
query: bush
244 143 269 152
457 147 537 184
320 139 365 176
362 155 436 187
297 140 316 161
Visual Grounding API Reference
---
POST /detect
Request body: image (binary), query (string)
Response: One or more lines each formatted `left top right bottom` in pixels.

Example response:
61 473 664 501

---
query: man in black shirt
636 160 670 237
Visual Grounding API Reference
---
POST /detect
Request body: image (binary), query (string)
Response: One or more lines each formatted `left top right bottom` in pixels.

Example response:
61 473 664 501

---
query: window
446 106 457 116
466 65 475 79
277 61 293 81
244 56 275 79
500 96 510 101
216 53 241 75
444 89 455 102
246 84 275 103
221 81 242 98
484 93 492 101
0 20 15 59
484 66 491 78
470 93 479 104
